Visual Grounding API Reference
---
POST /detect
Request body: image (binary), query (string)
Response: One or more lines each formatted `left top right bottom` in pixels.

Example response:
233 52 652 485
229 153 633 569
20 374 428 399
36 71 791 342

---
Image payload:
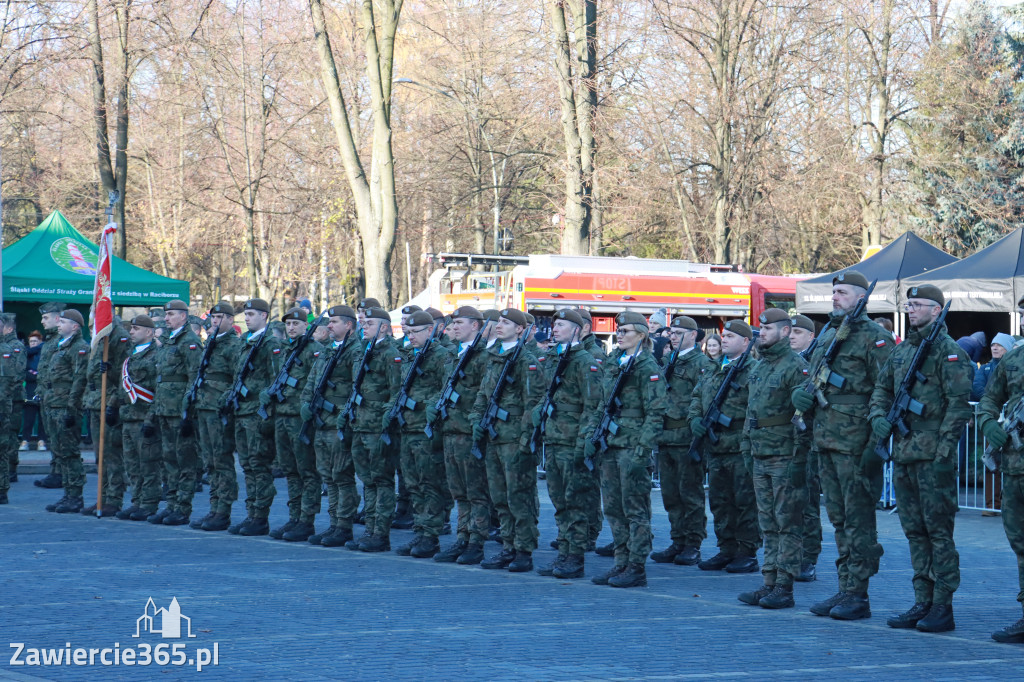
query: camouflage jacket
868 322 973 464
230 328 285 418
194 331 243 412
392 343 452 433
807 311 893 455
34 330 60 401
429 338 492 436
538 342 601 448
301 336 360 431
347 336 403 433
42 330 89 410
0 331 27 401
978 344 1024 475
72 324 132 412
273 337 325 416
660 345 715 444
583 334 607 365
153 326 204 418
587 348 667 450
470 341 544 445
742 339 810 459
120 341 160 422
688 354 757 455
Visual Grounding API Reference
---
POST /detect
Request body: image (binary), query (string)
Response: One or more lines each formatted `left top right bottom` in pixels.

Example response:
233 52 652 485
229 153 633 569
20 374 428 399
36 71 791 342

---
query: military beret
575 308 593 324
364 306 391 322
282 307 306 323
758 308 792 326
406 310 435 327
615 311 648 330
358 298 382 311
148 308 165 318
482 309 501 322
500 308 529 327
723 319 752 339
524 312 536 325
670 316 698 331
906 284 944 307
401 304 422 316
209 301 235 316
554 309 585 327
60 309 85 326
268 321 286 334
424 307 444 321
0 312 15 327
38 301 66 314
130 314 155 329
832 270 869 290
326 305 356 320
164 299 189 312
154 320 168 330
187 315 203 326
243 298 271 314
452 305 483 321
791 314 815 333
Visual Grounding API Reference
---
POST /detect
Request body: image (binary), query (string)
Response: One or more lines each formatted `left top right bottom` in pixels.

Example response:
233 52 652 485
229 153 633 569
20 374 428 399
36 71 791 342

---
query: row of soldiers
4 267 1024 644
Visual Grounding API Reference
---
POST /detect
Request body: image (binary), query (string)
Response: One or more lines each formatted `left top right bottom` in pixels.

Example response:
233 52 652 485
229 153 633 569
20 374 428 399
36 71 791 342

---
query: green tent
2 210 189 305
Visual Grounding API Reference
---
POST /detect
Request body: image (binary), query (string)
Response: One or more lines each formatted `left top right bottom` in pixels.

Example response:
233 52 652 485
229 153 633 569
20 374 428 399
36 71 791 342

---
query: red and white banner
91 221 117 348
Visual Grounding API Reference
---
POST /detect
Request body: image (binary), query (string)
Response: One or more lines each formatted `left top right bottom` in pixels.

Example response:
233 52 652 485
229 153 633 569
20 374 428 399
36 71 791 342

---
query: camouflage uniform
37 329 62 475
809 312 892 595
43 329 90 498
0 332 25 497
658 346 715 552
195 330 243 517
869 322 972 606
582 332 607 542
120 340 161 513
797 343 823 572
153 325 204 516
588 347 667 566
743 339 810 587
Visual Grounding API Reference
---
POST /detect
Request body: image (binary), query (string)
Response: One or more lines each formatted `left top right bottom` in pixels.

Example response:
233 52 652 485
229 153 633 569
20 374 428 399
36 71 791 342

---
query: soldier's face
285 320 305 338
789 327 814 352
312 325 330 342
758 322 790 347
832 284 864 313
406 325 432 349
905 298 940 328
41 312 60 330
669 327 696 351
164 309 187 330
211 313 232 333
130 325 155 344
244 310 267 332
616 325 642 353
494 318 522 342
328 316 353 340
720 330 749 358
361 318 383 339
57 318 78 339
551 319 579 345
449 317 478 343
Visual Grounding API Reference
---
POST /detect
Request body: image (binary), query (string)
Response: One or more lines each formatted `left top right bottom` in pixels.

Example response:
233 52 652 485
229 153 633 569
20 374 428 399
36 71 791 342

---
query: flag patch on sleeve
189 344 197 350
528 364 538 371
394 357 402 363
875 340 886 347
78 349 87 355
947 354 959 362
273 348 282 354
590 366 599 372
650 375 659 381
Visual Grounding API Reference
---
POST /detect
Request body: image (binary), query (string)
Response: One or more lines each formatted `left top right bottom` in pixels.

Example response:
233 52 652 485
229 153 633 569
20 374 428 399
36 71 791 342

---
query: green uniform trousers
894 460 960 605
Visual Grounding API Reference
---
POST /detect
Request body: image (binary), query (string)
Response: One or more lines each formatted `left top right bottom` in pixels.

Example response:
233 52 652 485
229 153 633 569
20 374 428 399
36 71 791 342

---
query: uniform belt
552 400 583 411
618 408 644 418
499 406 524 417
206 372 233 383
664 417 689 429
360 393 390 402
746 414 793 429
156 374 188 383
826 394 871 406
908 419 942 432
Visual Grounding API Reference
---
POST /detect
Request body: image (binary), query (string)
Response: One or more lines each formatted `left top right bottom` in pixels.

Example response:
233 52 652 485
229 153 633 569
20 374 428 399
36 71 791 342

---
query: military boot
282 521 315 542
739 584 774 606
650 542 685 564
549 539 560 550
239 517 270 536
270 519 299 540
228 517 253 534
759 584 795 609
391 503 414 530
456 543 484 565
201 514 231 531
481 548 515 570
0 492 7 504
81 503 119 517
552 554 585 579
725 555 759 573
507 551 533 573
147 508 171 525
117 506 141 520
698 552 734 571
674 546 701 566
434 539 469 563
54 496 84 514
410 536 441 559
162 511 190 526
347 532 372 550
591 564 626 585
608 562 647 588
35 473 63 489
887 602 931 629
595 542 615 557
130 507 155 521
916 604 954 633
829 592 871 620
308 525 337 545
992 617 1024 643
45 495 69 512
536 554 567 576
189 512 214 529
320 526 352 547
395 535 423 556
810 591 848 617
359 534 391 553
795 563 816 582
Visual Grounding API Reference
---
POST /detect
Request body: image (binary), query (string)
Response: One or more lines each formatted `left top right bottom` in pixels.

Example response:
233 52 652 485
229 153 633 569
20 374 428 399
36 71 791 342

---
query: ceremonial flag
91 221 117 348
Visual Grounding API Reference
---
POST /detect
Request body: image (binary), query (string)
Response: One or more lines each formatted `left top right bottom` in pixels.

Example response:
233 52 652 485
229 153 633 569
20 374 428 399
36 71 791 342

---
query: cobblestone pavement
1 466 1023 680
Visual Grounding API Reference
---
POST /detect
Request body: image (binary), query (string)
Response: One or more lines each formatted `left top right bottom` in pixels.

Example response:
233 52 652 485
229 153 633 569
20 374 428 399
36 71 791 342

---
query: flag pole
92 190 119 517
96 335 108 517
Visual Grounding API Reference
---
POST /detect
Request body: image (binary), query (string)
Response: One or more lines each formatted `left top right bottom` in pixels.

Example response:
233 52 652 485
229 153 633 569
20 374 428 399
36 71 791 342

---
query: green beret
615 311 648 329
482 309 501 322
906 284 944 307
758 308 791 326
670 316 698 331
164 299 189 312
500 308 528 327
282 307 306 323
243 298 270 314
60 309 85 327
187 315 203 326
554 309 584 327
524 312 536 325
326 305 356 320
452 306 483 321
364 306 391 322
358 298 382 310
723 319 752 339
832 270 869 290
209 301 235 316
424 307 444 321
130 314 155 329
268 321 286 334
406 310 435 327
791 314 815 333
401 305 422 316
38 301 66 314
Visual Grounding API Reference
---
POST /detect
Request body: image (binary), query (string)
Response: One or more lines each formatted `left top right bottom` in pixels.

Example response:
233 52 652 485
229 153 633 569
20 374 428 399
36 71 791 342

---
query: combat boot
228 517 254 535
434 539 469 563
595 542 615 557
0 492 7 504
201 514 231 531
147 508 171 525
391 503 414 530
887 602 931 629
481 548 516 570
162 511 190 526
795 563 816 582
320 526 352 547
270 519 299 540
507 551 533 572
456 543 484 565
549 539 560 550
916 604 954 633
395 535 422 556
698 552 734 571
81 503 119 517
674 546 701 566
759 584 795 609
591 564 626 585
189 512 213 529
130 507 155 521
410 536 441 559
282 521 315 542
829 592 871 620
810 591 848 616
992 616 1024 643
347 532 372 550
359 534 391 552
117 506 141 520
35 473 62 489
552 554 585 579
308 525 336 545
536 554 567 576
725 555 759 573
650 542 685 564
608 562 647 588
54 496 84 514
239 517 270 536
45 495 69 512
738 584 774 606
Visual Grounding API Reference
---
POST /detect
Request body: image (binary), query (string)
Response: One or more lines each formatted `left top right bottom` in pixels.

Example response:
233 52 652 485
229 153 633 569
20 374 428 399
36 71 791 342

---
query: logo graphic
134 598 196 639
50 237 98 276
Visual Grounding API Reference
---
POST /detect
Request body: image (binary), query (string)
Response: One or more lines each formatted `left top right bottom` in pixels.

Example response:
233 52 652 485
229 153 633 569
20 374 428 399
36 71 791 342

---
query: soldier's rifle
471 322 536 459
337 322 385 442
792 279 877 431
530 328 578 453
688 328 760 464
425 321 490 438
258 312 327 420
220 328 268 426
587 345 641 470
180 327 219 433
874 300 952 461
299 329 352 445
381 323 439 446
983 398 1024 472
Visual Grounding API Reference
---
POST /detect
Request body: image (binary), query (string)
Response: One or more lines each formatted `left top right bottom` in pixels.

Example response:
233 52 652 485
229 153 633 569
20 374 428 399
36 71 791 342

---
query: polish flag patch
273 348 282 354
802 368 809 374
313 351 321 357
189 344 198 350
590 366 599 372
394 357 402 363
78 349 87 355
875 340 887 347
528 364 538 371
650 375 660 381
2 354 9 359
947 354 959 362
